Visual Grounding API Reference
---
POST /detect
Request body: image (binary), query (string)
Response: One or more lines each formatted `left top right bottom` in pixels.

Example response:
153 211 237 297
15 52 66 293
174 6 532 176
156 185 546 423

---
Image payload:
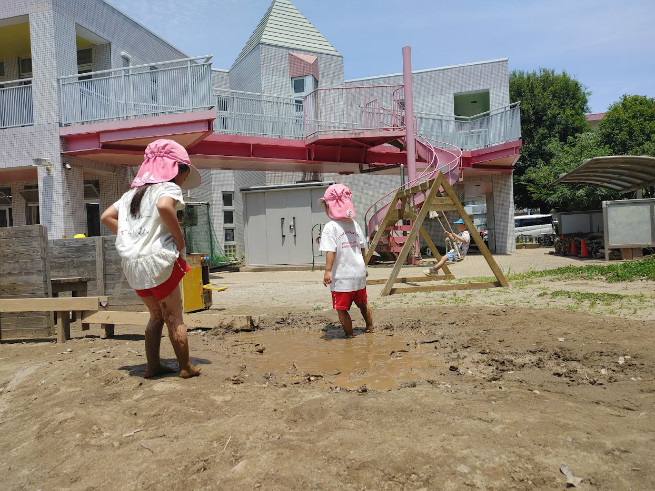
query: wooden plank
381 175 443 295
0 296 108 313
390 282 502 294
367 274 455 285
82 310 253 330
437 177 509 288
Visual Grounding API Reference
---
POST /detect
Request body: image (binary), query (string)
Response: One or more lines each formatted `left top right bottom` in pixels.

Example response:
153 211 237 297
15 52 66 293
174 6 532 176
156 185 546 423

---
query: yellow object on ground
73 233 86 238
204 284 227 292
181 253 212 313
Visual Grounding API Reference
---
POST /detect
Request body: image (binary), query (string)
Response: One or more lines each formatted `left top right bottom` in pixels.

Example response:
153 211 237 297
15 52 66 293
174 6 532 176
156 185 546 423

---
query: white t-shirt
457 230 471 257
319 219 367 292
113 182 185 289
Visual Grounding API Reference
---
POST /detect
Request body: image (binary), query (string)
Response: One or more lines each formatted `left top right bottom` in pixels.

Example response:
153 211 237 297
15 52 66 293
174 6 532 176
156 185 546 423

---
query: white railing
0 79 33 128
416 102 521 150
303 85 404 138
59 56 213 125
214 89 304 139
209 88 520 151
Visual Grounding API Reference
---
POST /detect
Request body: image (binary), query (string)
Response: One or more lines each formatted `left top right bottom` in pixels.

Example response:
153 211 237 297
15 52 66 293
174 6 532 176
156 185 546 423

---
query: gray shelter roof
232 0 340 68
553 155 655 193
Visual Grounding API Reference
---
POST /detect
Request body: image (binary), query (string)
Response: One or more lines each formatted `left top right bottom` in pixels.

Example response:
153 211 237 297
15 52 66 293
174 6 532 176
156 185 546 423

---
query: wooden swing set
365 172 509 295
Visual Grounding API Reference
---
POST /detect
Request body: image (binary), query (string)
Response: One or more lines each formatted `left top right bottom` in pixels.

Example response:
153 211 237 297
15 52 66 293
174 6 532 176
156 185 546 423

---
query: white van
514 214 555 239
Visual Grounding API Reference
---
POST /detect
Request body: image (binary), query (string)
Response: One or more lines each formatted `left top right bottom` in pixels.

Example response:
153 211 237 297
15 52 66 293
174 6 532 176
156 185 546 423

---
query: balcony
58 56 213 126
0 79 33 129
214 89 305 139
416 103 521 150
213 88 521 152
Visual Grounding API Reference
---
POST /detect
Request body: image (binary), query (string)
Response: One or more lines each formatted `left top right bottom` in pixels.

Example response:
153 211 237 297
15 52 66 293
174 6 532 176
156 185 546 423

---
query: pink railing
303 85 404 138
365 134 462 240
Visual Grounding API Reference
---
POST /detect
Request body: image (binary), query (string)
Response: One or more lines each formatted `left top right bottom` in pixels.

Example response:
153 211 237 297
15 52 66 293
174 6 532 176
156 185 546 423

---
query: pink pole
402 46 416 183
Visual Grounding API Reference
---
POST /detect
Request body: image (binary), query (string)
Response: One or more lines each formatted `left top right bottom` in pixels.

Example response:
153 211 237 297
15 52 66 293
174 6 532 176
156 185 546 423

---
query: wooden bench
82 311 255 336
0 296 108 343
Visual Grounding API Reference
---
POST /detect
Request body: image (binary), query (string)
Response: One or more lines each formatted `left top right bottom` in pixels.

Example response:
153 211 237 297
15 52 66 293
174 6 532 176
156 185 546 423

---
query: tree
509 69 590 210
597 95 655 156
523 131 620 211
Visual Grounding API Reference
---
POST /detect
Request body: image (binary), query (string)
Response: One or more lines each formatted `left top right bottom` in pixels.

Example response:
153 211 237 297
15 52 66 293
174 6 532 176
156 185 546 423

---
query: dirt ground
1 249 654 490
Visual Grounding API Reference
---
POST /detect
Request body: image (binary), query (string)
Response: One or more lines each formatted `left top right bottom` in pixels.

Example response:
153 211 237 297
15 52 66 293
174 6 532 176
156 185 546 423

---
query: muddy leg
337 309 354 338
359 302 374 333
140 294 176 378
160 285 201 378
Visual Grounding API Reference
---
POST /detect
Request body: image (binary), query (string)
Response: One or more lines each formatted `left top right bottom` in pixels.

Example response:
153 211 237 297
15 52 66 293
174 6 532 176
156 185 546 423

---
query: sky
106 0 654 114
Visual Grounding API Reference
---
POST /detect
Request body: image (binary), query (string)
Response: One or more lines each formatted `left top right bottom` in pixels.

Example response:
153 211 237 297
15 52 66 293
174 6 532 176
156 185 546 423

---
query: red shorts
331 288 368 311
135 256 190 301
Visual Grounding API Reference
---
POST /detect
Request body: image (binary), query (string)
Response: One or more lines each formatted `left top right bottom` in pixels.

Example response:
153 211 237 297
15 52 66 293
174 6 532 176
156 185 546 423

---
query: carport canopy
554 155 655 193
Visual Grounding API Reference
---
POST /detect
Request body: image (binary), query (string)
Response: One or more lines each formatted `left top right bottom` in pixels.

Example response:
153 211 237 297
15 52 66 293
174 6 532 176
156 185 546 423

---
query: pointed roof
232 0 340 68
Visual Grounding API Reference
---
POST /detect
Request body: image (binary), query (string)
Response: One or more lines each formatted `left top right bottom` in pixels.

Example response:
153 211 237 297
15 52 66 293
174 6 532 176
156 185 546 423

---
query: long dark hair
129 163 189 217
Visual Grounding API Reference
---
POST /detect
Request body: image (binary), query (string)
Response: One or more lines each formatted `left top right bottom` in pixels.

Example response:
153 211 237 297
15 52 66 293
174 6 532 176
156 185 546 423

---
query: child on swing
318 184 374 338
425 218 471 276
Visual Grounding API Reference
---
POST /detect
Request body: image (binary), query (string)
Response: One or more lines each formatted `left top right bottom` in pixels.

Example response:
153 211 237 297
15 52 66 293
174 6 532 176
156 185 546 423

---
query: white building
0 0 521 265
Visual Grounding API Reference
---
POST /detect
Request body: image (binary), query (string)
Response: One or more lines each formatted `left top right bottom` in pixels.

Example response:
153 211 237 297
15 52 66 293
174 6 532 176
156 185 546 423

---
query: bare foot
365 326 375 333
144 364 176 379
179 364 201 379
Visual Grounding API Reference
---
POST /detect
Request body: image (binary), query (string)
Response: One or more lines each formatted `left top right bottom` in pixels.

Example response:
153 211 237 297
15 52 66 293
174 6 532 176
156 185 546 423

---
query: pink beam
402 46 417 182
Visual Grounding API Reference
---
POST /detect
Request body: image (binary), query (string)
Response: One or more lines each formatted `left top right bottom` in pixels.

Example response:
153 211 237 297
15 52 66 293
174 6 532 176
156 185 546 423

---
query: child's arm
157 196 185 253
100 205 119 235
324 251 335 286
361 247 369 277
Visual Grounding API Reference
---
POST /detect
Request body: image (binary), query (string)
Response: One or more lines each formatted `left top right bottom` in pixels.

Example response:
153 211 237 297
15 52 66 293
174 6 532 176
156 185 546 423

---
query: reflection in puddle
238 329 446 391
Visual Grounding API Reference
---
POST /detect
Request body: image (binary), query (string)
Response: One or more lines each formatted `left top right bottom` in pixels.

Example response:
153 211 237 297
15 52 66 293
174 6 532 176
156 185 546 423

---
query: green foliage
598 95 655 156
507 257 655 283
523 131 620 211
510 69 590 210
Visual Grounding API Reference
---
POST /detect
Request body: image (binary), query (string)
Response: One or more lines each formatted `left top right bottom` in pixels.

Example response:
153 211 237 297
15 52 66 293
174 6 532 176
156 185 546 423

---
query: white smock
319 219 367 292
113 182 185 290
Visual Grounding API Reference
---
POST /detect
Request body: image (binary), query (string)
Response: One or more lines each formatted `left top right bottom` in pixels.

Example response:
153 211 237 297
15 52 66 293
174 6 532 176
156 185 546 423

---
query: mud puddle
232 329 447 391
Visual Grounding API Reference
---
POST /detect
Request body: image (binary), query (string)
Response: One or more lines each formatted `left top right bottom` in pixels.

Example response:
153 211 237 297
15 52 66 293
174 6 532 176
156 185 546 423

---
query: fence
214 89 304 139
416 103 521 150
303 85 404 138
0 79 33 129
59 57 213 125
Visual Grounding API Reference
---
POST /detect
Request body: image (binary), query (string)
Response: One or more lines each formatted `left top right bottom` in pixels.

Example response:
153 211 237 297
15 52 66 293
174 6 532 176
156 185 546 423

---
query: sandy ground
1 249 654 489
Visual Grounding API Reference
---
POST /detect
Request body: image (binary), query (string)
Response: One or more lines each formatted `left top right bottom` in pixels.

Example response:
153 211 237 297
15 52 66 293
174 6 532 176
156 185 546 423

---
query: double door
244 185 328 266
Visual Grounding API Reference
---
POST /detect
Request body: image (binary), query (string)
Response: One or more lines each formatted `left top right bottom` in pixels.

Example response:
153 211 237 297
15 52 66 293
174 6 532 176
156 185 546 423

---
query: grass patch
507 257 655 283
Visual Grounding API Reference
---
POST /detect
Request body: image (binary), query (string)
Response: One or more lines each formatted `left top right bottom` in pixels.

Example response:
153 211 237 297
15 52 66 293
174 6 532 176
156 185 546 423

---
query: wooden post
57 311 71 343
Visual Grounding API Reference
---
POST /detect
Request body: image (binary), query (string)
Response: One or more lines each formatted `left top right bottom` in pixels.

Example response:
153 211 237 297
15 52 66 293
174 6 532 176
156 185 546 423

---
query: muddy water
236 330 447 391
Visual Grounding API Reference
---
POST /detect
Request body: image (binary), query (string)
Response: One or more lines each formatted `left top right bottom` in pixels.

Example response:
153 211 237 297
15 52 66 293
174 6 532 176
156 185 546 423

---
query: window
292 77 305 94
224 244 237 259
222 192 233 207
454 90 490 118
223 210 234 224
26 204 39 225
77 48 93 66
0 208 12 227
224 228 235 243
0 61 4 77
19 58 32 78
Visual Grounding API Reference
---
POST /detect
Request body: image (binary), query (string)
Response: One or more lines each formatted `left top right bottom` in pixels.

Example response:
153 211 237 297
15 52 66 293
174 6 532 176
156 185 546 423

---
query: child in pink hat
318 184 374 338
101 139 202 379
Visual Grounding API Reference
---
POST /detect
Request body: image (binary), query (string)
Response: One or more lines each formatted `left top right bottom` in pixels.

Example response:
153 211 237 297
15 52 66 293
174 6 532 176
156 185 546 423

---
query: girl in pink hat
318 184 374 338
101 139 202 379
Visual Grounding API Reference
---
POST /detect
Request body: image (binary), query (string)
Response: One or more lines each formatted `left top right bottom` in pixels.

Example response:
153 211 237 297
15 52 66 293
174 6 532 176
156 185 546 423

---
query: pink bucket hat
131 139 201 190
320 183 356 220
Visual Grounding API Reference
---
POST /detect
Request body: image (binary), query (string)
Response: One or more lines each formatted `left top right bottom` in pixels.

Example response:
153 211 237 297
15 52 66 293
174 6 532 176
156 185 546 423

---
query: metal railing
59 56 213 125
416 102 521 150
209 88 520 152
303 85 404 138
0 79 33 129
214 89 304 139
